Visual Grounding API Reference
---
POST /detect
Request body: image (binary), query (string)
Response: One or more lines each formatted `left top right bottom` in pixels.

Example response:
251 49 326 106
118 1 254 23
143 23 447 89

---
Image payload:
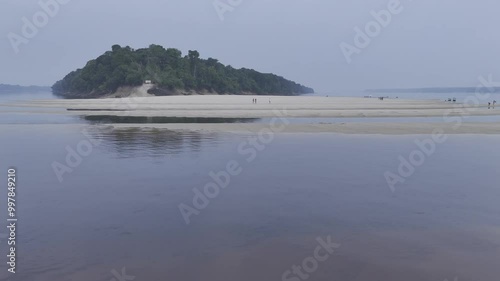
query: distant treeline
366 87 500 94
0 84 50 94
53 44 314 98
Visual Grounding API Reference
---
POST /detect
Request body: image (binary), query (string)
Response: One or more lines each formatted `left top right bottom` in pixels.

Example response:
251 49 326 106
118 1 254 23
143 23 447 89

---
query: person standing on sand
269 98 271 104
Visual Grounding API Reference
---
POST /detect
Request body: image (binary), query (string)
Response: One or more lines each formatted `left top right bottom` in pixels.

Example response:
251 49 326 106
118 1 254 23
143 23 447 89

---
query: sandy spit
6 95 500 118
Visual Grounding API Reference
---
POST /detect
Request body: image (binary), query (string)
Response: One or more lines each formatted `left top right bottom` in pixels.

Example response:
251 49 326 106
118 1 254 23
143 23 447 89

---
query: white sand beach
3 95 500 134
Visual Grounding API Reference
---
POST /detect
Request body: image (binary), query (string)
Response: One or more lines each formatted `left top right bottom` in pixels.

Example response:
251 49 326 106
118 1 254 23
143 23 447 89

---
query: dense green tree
52 44 314 98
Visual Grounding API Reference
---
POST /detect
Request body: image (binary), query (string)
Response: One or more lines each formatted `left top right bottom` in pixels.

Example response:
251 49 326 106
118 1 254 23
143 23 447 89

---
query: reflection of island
84 126 227 159
83 115 259 124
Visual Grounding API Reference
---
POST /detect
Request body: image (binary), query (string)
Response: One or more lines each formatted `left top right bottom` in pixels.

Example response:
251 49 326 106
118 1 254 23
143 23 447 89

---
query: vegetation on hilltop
52 44 314 98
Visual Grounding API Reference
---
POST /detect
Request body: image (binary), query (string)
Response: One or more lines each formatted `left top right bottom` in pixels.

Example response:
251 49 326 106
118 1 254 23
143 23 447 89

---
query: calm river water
0 92 499 281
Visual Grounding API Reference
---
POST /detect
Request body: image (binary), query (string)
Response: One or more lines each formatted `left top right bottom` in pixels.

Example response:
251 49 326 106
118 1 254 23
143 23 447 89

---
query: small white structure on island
144 80 152 84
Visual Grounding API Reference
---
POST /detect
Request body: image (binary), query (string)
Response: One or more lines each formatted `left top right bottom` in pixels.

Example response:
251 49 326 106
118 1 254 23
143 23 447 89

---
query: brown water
0 123 499 281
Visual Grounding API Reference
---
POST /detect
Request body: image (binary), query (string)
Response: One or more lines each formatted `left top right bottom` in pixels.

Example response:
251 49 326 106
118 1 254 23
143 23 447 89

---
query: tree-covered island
52 44 314 98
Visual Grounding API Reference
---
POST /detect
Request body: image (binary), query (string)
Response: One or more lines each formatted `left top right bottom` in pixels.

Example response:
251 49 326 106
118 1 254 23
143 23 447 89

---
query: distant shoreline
0 84 51 94
366 87 500 94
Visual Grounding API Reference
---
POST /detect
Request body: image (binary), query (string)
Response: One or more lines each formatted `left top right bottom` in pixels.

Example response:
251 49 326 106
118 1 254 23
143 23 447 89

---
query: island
52 44 314 98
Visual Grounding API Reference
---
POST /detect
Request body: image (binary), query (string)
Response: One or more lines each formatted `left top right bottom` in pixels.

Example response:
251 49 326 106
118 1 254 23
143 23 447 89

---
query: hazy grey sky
1 0 500 92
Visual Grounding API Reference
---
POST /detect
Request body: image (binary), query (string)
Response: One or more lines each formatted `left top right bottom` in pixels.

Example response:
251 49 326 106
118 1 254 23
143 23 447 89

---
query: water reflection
85 126 225 158
2 128 500 281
